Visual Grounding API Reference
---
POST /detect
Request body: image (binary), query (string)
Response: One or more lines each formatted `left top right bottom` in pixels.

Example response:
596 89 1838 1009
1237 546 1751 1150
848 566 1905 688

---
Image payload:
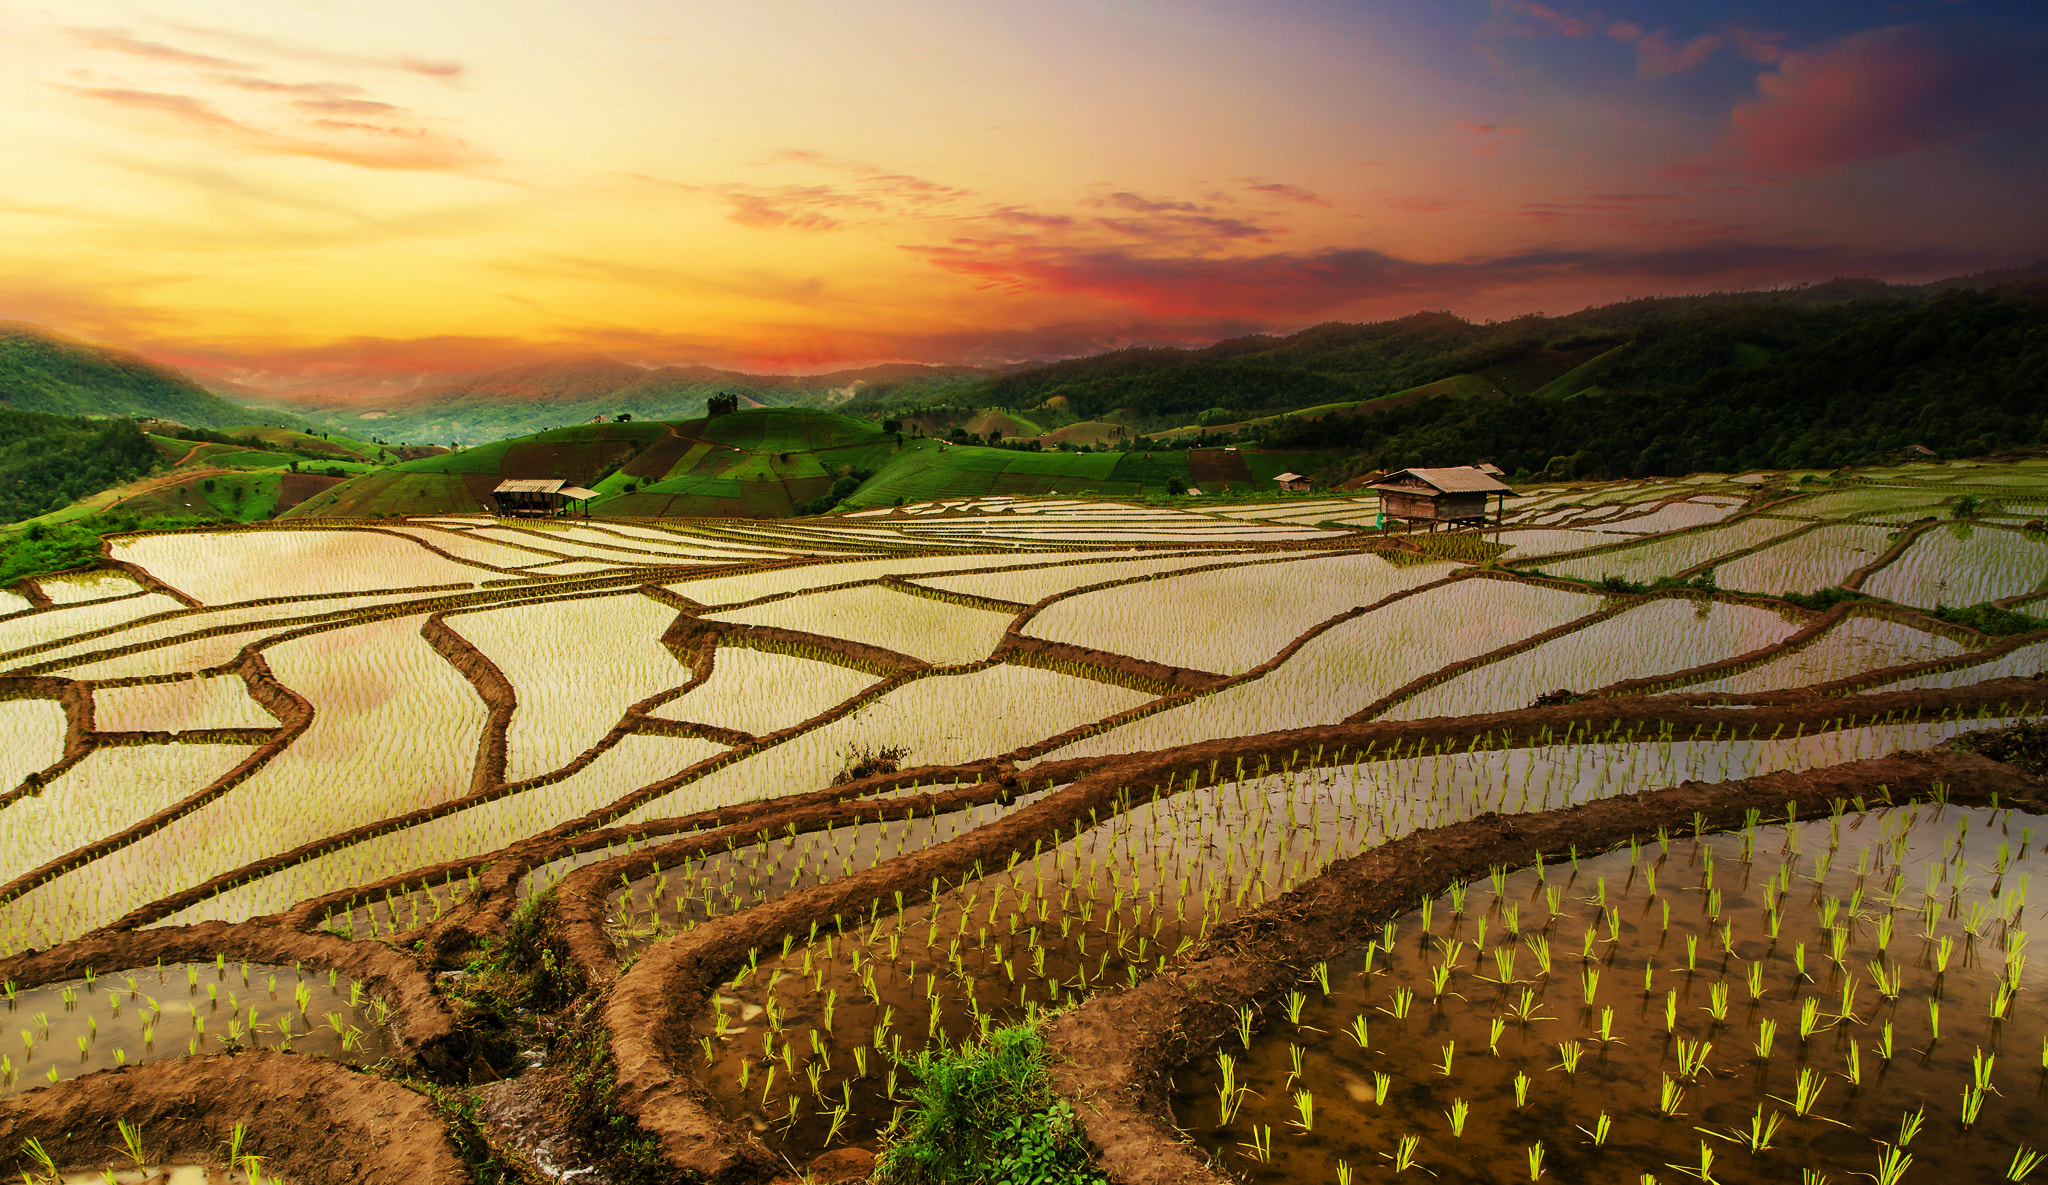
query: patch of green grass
1 514 225 584
1931 602 2048 637
877 1022 1107 1185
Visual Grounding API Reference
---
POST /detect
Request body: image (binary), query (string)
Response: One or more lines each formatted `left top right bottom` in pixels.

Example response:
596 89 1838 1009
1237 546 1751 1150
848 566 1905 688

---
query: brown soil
274 473 345 512
0 1052 468 1185
0 921 466 1077
1046 745 2048 1185
1186 450 1254 488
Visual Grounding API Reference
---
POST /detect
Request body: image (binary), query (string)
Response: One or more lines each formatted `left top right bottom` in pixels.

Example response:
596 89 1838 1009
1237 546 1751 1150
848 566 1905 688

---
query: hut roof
558 486 602 501
1273 472 1306 483
1367 466 1514 496
493 478 567 494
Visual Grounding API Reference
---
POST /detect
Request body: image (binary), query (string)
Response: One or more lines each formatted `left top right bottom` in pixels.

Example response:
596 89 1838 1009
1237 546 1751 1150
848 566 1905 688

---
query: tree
617 412 633 422
1165 477 1188 495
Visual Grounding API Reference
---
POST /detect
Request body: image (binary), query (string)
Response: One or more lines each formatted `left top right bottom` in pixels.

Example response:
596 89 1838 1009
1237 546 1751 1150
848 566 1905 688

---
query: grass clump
877 1022 1106 1185
1930 602 2048 637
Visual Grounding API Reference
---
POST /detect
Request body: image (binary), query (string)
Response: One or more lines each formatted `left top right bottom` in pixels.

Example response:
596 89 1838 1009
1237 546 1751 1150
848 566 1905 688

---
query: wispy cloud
68 85 491 172
1729 23 2048 173
64 28 249 70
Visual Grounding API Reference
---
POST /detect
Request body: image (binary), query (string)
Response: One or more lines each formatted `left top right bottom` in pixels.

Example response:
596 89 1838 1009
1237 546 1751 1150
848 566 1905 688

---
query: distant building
490 478 602 517
1474 462 1505 476
1368 466 1515 529
1273 471 1312 492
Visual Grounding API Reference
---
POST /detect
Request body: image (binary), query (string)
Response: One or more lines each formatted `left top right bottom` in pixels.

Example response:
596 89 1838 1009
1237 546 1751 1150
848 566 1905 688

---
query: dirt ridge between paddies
582 679 2045 1181
0 1051 468 1185
1044 742 2048 1185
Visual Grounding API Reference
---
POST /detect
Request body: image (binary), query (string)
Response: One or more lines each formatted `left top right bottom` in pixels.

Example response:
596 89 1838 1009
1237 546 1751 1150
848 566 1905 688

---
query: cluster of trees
793 467 876 516
705 392 743 417
0 410 160 524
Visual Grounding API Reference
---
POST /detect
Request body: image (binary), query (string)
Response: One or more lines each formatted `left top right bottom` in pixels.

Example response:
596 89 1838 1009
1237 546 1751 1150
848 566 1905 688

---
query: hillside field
2 455 2045 1180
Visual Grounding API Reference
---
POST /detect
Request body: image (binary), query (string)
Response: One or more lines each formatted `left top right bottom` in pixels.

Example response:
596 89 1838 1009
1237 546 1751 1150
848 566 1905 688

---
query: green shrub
877 1023 1106 1185
1931 602 2048 637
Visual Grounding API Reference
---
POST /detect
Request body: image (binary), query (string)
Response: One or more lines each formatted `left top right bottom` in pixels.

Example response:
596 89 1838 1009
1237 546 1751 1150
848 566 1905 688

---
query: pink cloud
1633 31 1724 77
1496 0 1592 38
1730 24 2048 173
1242 179 1331 207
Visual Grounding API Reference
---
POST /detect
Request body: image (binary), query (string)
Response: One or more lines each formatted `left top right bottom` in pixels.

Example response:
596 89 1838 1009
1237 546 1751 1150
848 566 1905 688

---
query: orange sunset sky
2 0 2043 387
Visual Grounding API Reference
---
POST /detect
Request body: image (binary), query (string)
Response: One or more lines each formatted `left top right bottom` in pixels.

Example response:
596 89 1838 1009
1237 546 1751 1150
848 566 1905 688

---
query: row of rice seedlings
1870 639 2048 693
0 957 388 1095
163 735 729 931
1384 598 1804 719
645 646 881 737
1675 616 1970 696
0 745 260 893
667 550 1098 609
907 551 1249 606
1537 518 1807 583
447 593 689 781
615 666 1154 826
90 674 281 734
382 525 562 568
1022 552 1455 677
0 698 68 790
321 867 479 940
704 585 1017 667
1712 522 1901 596
1039 580 1601 762
1588 500 1742 535
0 594 189 660
1177 802 2047 1183
31 572 146 606
1493 529 1626 559
604 793 1049 952
1861 524 2048 609
111 530 489 604
1778 486 1955 518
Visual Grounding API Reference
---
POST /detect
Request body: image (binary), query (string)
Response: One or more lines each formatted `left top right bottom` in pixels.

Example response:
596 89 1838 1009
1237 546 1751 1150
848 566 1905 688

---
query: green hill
284 407 1276 519
260 357 990 444
0 322 311 432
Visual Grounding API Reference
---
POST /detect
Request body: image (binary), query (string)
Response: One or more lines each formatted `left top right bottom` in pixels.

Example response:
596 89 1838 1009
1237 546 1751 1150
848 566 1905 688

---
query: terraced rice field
0 461 2044 1182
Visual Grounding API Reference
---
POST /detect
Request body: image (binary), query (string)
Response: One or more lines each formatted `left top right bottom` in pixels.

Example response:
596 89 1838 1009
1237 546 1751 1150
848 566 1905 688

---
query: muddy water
1173 806 2048 1184
2 961 390 1095
52 1168 289 1184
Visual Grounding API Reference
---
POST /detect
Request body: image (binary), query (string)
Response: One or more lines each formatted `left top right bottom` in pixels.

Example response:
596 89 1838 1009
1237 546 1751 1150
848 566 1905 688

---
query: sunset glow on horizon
2 0 2043 387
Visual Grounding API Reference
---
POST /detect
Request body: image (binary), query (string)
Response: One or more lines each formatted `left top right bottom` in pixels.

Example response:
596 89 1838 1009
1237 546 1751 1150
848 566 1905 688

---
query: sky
2 0 2044 389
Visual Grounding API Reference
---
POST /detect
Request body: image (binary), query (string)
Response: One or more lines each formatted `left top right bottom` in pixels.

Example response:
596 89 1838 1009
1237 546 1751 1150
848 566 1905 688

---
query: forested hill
0 408 160 523
894 272 2048 432
0 322 293 431
1262 285 2048 477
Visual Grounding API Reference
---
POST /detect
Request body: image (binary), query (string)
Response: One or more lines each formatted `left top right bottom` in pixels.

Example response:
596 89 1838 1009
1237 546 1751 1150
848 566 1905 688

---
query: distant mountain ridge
0 322 302 432
238 355 993 444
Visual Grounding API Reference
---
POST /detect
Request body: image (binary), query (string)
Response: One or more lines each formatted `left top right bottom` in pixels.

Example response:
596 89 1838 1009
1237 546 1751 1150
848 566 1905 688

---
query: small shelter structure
1273 471 1312 493
1474 462 1505 477
1368 466 1515 529
490 479 602 517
